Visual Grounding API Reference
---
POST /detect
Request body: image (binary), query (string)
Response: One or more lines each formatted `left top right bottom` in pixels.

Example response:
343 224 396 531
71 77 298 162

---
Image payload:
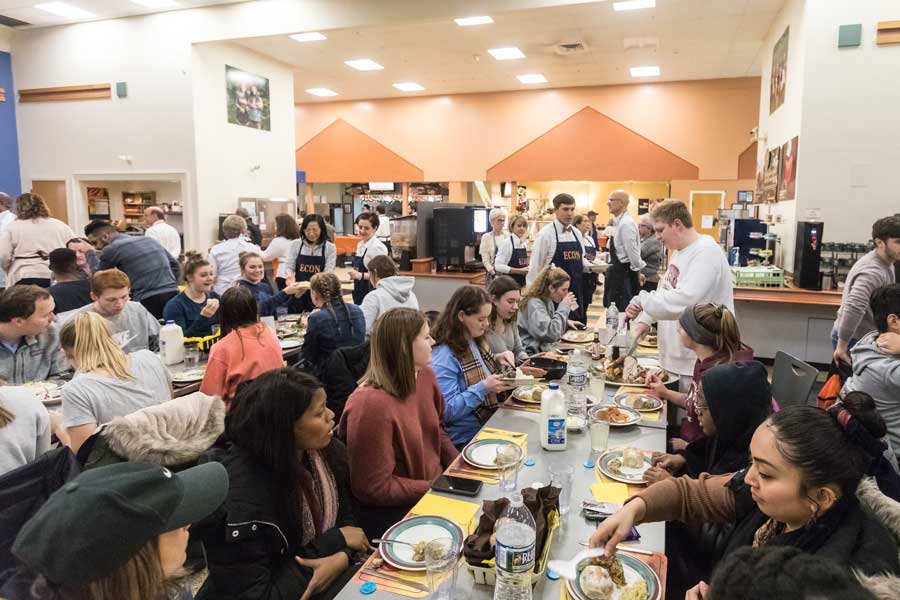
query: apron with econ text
352 246 372 305
552 225 585 323
507 236 529 288
294 241 326 312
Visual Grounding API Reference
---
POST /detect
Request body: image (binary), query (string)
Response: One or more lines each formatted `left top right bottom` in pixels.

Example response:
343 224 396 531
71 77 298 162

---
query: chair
771 351 819 409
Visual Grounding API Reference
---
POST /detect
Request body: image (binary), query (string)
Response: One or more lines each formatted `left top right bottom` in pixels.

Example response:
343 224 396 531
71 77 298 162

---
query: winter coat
855 477 900 599
321 341 370 423
195 440 356 600
844 331 900 461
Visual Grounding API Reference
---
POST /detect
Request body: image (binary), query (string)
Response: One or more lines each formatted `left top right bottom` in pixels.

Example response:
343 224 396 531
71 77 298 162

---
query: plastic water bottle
541 384 567 451
566 349 589 432
493 493 536 600
605 304 619 345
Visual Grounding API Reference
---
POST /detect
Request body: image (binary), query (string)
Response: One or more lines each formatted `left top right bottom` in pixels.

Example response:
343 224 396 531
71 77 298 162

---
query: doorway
30 180 68 222
689 191 725 238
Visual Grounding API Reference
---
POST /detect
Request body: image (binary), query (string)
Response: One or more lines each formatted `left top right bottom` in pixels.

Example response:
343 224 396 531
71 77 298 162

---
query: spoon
547 547 605 580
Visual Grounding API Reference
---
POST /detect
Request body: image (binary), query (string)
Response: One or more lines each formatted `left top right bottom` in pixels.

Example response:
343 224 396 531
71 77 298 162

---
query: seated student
0 285 62 384
236 252 304 317
843 283 900 462
60 268 160 354
9 461 227 600
517 266 579 354
198 369 369 600
646 361 772 483
432 285 515 447
47 248 92 314
359 255 419 334
486 275 529 364
590 395 900 584
339 308 458 538
0 386 51 477
284 214 337 312
493 214 530 287
199 286 283 404
59 312 172 454
298 273 365 378
163 251 221 338
647 303 753 450
67 236 99 277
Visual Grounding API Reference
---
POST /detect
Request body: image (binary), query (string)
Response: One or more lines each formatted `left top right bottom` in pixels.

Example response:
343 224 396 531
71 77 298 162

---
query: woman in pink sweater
338 307 458 538
200 286 283 404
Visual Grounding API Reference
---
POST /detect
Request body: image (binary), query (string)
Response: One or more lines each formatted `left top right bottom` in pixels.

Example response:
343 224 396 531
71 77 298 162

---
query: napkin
410 493 480 533
590 482 630 504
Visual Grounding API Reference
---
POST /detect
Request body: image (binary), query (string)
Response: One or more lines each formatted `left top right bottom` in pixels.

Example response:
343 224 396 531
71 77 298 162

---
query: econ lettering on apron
552 225 584 322
294 242 326 312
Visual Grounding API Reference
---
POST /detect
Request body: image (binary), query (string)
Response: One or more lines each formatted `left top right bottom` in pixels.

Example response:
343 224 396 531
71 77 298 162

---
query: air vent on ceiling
0 14 31 27
553 41 589 56
623 36 659 50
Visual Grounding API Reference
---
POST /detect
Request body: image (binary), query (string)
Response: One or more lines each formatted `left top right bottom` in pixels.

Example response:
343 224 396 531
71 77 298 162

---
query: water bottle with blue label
566 349 589 432
493 493 536 600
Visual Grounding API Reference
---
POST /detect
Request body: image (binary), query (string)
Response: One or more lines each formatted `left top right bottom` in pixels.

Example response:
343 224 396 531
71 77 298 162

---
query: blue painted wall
0 51 21 197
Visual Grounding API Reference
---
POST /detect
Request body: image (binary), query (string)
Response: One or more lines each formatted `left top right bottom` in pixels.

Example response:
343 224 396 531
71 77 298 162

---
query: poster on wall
777 136 799 201
763 146 781 203
226 65 271 131
769 27 789 114
86 186 110 218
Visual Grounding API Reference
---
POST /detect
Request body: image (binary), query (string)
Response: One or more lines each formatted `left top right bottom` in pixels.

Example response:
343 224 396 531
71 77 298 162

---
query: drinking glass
211 324 221 337
549 464 575 515
183 346 200 369
496 444 521 495
425 537 459 600
276 306 289 322
589 420 610 456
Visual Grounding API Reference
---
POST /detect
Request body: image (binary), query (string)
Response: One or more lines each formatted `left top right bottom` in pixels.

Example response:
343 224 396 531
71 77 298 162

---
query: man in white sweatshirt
359 255 419 334
625 200 734 387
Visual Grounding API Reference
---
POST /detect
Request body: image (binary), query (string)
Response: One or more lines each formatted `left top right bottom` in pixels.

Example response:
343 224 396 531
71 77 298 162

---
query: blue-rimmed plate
596 449 652 485
613 392 663 413
565 553 661 600
378 515 464 571
462 438 524 470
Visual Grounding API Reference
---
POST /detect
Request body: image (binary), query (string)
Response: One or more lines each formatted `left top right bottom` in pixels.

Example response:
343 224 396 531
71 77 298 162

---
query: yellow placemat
476 427 528 448
410 493 480 534
590 482 630 504
635 345 658 355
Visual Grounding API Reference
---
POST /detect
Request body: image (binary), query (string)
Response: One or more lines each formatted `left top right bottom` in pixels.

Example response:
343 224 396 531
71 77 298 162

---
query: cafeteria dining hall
2 0 900 599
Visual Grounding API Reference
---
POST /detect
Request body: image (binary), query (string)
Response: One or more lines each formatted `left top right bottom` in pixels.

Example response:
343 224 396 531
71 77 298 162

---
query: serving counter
399 270 486 312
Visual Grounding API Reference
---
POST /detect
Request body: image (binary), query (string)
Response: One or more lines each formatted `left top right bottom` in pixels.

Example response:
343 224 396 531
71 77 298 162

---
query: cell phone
431 475 483 497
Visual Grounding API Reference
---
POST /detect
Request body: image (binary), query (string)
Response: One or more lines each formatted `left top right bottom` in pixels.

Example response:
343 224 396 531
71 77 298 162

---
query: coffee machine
390 215 417 271
432 205 490 270
794 221 824 290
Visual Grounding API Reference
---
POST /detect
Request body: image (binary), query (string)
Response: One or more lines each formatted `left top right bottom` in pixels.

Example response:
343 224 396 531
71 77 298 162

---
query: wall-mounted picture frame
226 65 271 131
770 27 789 114
777 136 799 201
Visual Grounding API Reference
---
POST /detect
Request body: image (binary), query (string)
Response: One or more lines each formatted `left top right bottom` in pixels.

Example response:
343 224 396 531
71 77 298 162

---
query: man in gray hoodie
843 283 900 460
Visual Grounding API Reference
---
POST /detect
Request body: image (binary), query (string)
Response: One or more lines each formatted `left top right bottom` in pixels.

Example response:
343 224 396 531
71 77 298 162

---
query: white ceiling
0 0 245 27
235 0 786 104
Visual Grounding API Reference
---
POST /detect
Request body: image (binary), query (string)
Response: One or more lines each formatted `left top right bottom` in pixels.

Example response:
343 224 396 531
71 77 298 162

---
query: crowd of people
0 188 899 600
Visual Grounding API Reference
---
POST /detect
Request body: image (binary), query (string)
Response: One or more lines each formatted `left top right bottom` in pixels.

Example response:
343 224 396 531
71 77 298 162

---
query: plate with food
171 368 206 384
378 515 464 571
613 393 663 413
588 405 641 427
597 448 652 485
462 438 524 470
498 366 540 387
638 335 658 349
562 330 594 344
565 552 661 600
24 381 62 405
279 339 302 350
593 357 674 388
513 384 547 404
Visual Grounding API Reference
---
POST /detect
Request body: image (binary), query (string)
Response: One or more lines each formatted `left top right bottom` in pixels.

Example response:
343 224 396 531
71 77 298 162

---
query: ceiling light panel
517 73 547 84
131 0 178 8
488 47 525 60
345 59 384 71
290 32 327 42
613 0 656 11
393 82 425 92
455 16 494 26
306 88 338 97
34 2 95 18
630 65 661 77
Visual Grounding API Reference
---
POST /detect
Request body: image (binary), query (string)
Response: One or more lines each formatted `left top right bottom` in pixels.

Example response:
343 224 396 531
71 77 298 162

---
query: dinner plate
513 385 547 404
461 438 524 470
279 339 302 350
592 366 676 388
596 449 652 485
614 392 663 413
562 330 594 344
379 515 464 571
171 368 206 383
282 313 302 321
565 552 662 600
588 405 641 427
24 381 62 406
638 337 658 349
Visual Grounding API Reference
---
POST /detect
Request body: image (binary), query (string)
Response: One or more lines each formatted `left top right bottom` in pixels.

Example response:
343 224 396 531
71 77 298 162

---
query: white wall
0 25 11 52
191 41 297 251
797 0 900 245
755 0 806 269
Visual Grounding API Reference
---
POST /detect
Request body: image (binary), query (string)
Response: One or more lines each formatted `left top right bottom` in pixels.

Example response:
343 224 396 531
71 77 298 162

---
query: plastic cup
183 346 200 369
425 537 459 600
549 464 575 515
496 444 520 495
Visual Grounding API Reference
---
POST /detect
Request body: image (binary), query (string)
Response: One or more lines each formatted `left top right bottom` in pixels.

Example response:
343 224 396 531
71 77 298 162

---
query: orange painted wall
295 77 760 182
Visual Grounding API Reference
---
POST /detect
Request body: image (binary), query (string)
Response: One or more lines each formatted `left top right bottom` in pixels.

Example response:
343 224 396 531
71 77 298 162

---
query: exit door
689 191 725 238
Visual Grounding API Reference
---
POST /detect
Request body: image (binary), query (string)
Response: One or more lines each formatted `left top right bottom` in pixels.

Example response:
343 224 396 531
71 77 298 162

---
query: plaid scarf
458 340 503 424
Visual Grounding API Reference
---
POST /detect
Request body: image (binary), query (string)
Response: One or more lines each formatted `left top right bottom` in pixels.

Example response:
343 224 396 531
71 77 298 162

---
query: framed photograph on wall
226 65 271 131
770 27 789 114
777 136 799 201
763 146 781 203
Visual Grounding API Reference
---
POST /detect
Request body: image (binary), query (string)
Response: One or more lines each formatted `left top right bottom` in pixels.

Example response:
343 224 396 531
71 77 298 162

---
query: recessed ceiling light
455 16 493 26
345 59 384 71
630 65 661 77
613 0 656 11
290 32 327 42
517 73 547 84
131 0 179 8
34 2 95 18
305 88 338 97
393 82 425 92
488 47 525 60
